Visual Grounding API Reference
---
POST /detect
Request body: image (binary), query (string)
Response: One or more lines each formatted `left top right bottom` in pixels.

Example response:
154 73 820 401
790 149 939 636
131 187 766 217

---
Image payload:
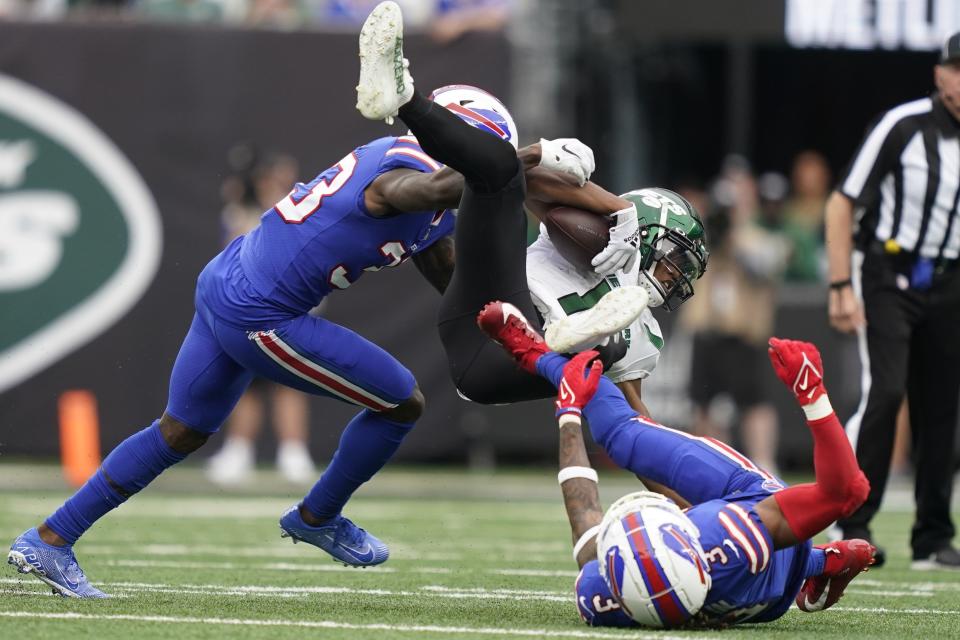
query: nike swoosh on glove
767 337 827 407
556 350 603 417
591 203 640 276
539 138 595 186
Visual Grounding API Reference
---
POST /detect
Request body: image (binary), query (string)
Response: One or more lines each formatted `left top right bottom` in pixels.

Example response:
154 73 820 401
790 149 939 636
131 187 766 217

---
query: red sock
773 410 870 541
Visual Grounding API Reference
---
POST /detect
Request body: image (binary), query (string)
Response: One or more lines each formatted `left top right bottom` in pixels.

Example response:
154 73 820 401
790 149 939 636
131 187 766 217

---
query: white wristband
558 414 582 429
802 395 834 421
558 466 599 485
573 525 601 562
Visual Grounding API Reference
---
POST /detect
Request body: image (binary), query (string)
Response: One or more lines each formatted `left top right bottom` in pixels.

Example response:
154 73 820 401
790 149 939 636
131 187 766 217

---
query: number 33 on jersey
237 135 455 313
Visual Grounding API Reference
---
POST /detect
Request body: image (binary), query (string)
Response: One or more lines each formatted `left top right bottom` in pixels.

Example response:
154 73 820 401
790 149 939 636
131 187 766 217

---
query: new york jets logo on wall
0 73 162 393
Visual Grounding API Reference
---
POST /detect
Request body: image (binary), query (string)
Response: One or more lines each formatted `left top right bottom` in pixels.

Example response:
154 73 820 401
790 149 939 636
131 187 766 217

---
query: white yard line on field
0 611 714 639
79 543 465 563
490 568 580 578
832 606 960 615
98 558 587 577
845 589 935 598
855 578 960 592
0 577 570 602
79 543 560 564
105 559 399 573
7 575 946 606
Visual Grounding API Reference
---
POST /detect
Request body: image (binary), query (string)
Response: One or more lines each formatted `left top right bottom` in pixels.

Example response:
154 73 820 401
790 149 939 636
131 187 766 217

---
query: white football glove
591 203 640 276
538 138 595 186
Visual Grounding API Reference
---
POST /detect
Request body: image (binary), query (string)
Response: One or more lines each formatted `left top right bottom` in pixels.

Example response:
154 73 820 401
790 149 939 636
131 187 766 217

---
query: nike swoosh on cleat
338 542 376 564
500 303 526 324
54 559 81 592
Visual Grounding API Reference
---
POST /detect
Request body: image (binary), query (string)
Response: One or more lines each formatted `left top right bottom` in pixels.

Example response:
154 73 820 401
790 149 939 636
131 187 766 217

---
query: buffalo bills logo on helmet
428 84 518 149
660 523 710 586
604 546 634 617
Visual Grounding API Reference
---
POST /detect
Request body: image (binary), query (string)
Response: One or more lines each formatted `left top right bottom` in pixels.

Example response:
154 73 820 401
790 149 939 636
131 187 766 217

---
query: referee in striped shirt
825 32 960 570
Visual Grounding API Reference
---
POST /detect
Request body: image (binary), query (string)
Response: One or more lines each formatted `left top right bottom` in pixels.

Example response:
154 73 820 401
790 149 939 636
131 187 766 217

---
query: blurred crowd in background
0 0 509 37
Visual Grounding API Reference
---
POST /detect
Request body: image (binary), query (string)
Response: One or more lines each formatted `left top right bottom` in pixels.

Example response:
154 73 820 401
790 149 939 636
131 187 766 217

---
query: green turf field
1 464 958 639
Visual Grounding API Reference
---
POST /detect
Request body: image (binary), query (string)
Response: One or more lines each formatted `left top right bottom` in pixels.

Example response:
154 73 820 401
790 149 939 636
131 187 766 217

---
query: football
543 205 611 272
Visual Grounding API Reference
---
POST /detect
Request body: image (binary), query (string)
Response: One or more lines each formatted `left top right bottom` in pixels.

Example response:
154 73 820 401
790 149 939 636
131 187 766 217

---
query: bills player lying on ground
477 303 877 627
358 1 707 415
5 12 626 602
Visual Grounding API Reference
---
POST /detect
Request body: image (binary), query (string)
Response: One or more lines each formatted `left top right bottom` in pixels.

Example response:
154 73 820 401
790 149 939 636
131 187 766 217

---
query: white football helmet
428 84 519 149
596 491 711 628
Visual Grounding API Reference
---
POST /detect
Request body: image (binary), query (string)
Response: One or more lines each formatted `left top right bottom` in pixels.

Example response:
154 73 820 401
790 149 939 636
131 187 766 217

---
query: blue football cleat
7 528 109 598
279 505 389 567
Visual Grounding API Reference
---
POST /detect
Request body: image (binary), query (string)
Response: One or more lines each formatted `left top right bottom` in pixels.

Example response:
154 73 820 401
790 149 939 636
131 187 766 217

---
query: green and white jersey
526 226 663 383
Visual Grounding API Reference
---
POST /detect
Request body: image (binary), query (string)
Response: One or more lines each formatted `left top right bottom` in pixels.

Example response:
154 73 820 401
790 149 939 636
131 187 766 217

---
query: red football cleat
796 539 877 612
476 301 550 374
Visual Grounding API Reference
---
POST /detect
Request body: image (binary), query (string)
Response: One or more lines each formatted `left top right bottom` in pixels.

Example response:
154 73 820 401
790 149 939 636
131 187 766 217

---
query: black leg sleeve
398 91 518 193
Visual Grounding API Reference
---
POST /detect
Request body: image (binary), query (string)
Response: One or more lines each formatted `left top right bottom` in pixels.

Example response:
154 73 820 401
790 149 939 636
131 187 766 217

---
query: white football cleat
357 1 414 124
545 286 649 354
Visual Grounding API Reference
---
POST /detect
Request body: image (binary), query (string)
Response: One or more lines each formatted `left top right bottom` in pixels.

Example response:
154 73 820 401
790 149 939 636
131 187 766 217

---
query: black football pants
840 249 960 557
398 92 555 404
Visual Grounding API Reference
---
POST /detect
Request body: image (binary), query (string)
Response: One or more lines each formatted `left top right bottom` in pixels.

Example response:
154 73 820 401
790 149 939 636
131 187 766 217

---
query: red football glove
556 350 603 418
767 337 827 407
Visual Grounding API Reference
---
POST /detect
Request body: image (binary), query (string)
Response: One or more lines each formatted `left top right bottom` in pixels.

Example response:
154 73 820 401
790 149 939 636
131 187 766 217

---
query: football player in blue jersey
476 301 878 628
7 2 644 599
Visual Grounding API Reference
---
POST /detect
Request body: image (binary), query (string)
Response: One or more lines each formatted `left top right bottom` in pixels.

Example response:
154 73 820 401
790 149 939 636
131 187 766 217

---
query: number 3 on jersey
275 153 358 224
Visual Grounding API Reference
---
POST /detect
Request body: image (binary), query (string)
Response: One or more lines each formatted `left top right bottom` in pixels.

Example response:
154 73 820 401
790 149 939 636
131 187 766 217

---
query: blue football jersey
690 497 811 624
199 136 454 327
574 496 811 627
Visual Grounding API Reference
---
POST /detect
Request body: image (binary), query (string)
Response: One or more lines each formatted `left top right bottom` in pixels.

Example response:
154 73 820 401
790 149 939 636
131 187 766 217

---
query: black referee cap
941 32 960 64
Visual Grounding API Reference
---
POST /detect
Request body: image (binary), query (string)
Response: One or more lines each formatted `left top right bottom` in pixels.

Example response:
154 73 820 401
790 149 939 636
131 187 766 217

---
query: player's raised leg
8 313 253 598
358 2 551 402
356 1 413 124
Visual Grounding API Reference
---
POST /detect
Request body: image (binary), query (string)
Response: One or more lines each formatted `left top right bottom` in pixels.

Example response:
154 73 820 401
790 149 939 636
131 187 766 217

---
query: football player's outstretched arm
753 338 870 549
364 143 547 216
365 167 464 216
525 168 631 217
555 352 607 568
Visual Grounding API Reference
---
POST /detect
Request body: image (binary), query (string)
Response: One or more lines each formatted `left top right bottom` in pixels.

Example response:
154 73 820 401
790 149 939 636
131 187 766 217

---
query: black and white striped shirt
840 94 960 261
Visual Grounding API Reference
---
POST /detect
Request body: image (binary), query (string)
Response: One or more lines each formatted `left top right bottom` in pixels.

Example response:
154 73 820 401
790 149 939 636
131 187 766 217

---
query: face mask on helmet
619 188 709 312
428 84 519 149
639 229 706 312
596 491 711 628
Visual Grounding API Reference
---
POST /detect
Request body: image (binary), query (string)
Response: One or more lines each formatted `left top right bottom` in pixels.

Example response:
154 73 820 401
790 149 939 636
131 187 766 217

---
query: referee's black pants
839 249 960 557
